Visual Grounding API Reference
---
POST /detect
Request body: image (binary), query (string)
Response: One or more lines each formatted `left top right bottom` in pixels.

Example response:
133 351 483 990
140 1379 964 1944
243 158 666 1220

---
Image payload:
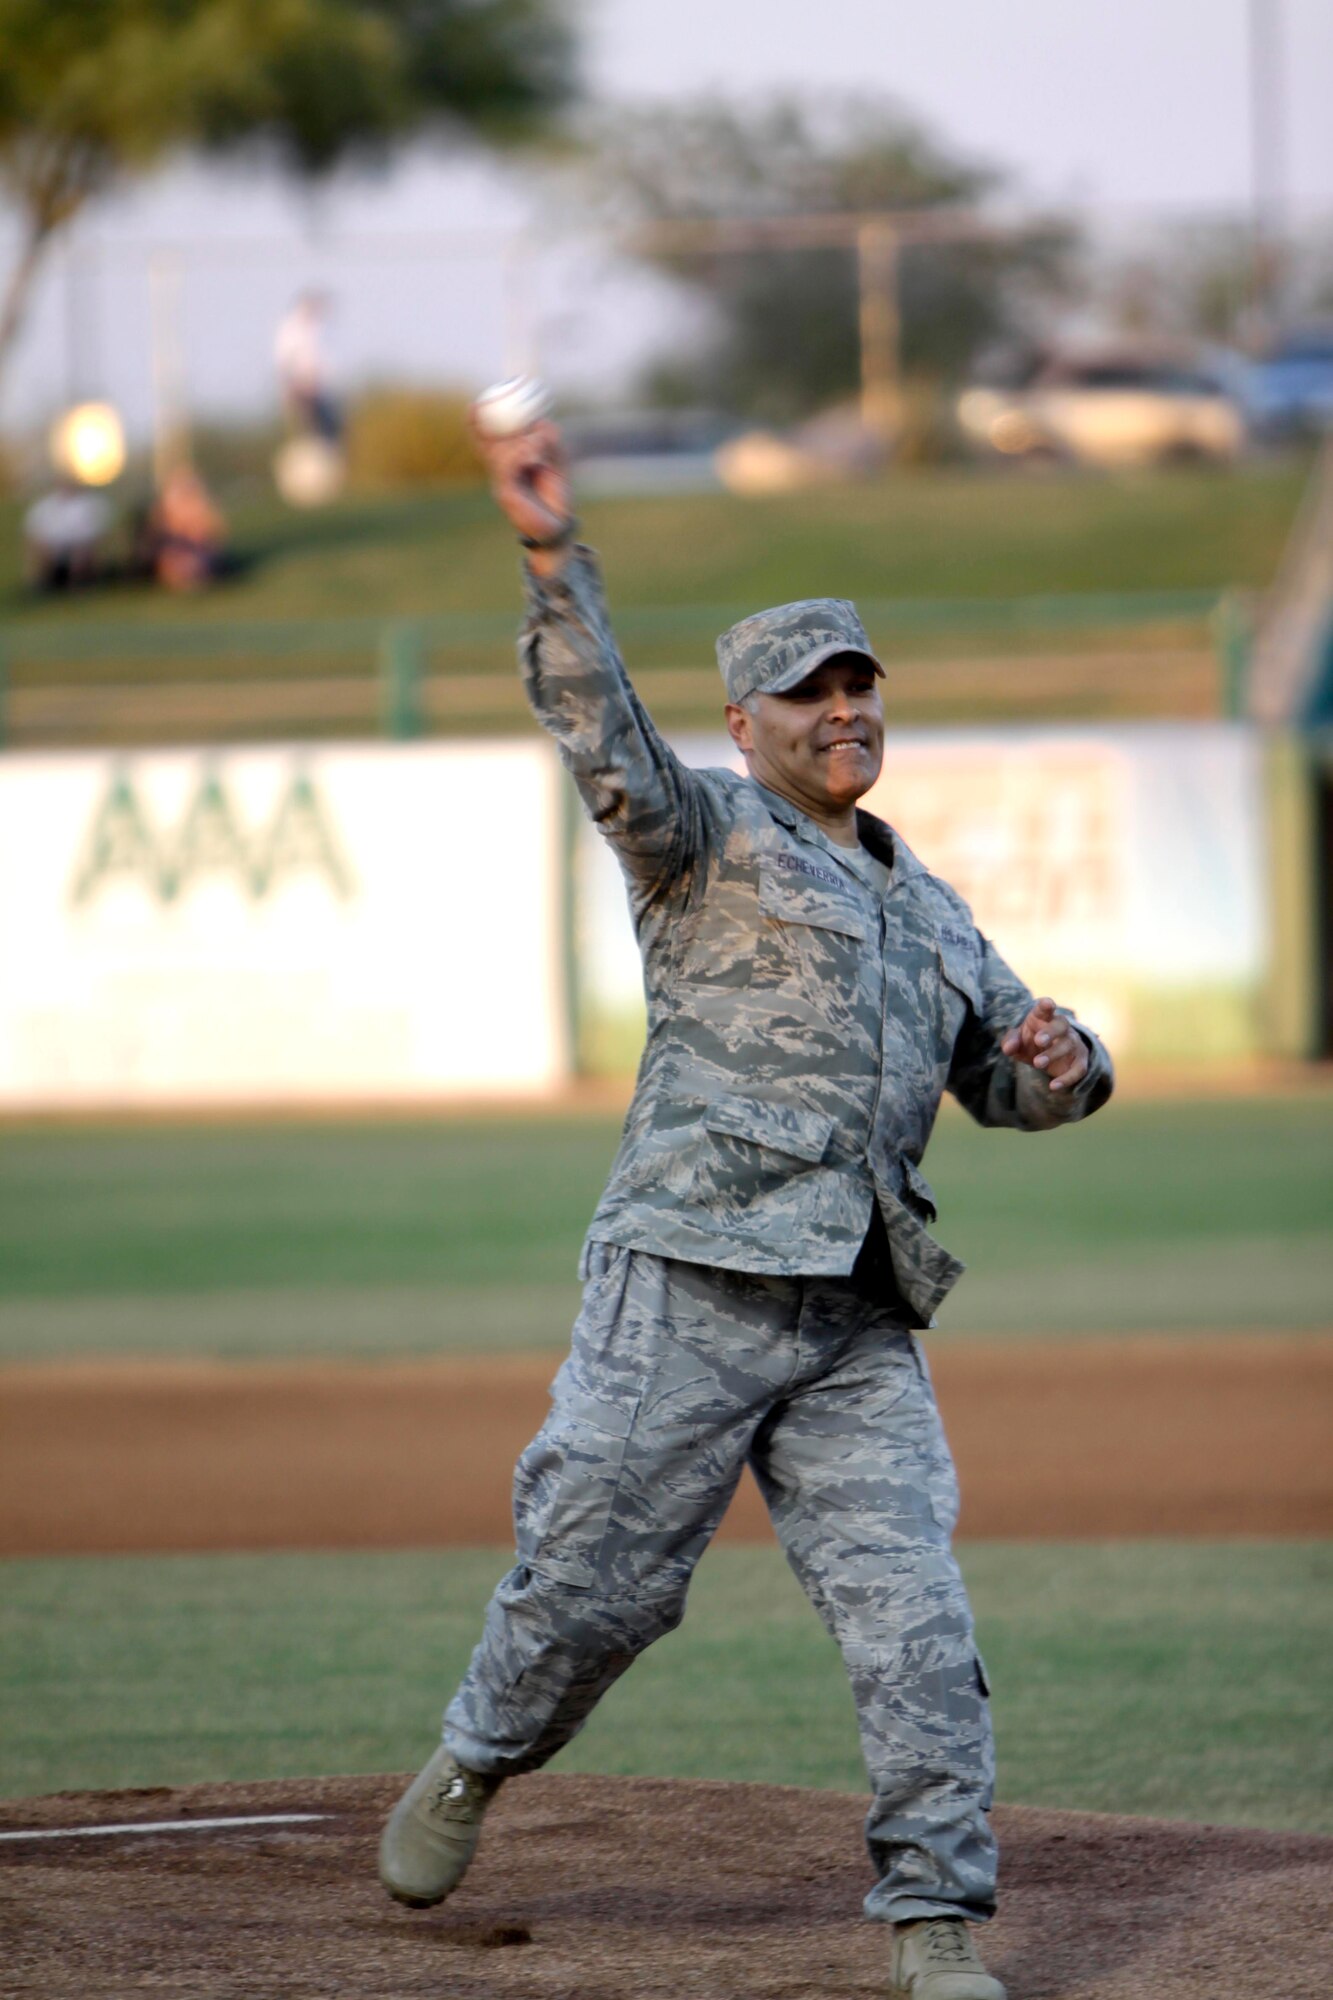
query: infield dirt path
3 1771 1331 1999
3 1332 1329 1554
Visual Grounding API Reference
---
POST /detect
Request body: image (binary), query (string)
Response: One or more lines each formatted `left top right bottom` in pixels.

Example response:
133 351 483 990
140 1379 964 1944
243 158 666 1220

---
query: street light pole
1247 0 1286 342
148 250 190 484
502 231 541 381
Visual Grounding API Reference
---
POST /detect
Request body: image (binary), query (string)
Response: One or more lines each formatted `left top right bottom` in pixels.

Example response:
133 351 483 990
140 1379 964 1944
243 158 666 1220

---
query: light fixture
50 402 127 486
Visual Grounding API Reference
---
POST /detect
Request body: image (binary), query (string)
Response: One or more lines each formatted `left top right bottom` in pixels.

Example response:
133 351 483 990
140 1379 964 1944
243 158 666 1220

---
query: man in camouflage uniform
380 417 1113 2000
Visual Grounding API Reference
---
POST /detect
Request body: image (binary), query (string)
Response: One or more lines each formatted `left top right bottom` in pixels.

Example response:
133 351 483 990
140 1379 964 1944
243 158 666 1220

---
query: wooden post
857 219 902 445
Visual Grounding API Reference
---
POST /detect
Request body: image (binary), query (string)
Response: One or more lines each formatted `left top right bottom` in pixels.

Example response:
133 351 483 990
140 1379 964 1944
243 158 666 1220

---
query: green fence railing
0 587 1251 749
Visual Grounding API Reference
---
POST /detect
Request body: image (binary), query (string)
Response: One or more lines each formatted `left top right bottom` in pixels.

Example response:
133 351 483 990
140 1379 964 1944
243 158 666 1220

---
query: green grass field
3 1543 1328 1830
2 1094 1329 1824
1 1095 1329 1359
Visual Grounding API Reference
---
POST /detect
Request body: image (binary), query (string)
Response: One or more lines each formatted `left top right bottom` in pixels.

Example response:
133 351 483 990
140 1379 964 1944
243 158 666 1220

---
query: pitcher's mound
2 1772 1329 1998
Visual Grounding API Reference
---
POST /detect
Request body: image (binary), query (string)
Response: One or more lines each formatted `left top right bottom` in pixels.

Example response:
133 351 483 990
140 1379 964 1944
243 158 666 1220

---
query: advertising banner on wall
0 741 568 1106
575 723 1267 1069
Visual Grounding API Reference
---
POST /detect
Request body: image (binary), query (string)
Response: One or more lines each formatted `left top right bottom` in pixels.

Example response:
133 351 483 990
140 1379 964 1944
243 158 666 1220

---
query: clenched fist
1001 996 1089 1094
470 413 575 578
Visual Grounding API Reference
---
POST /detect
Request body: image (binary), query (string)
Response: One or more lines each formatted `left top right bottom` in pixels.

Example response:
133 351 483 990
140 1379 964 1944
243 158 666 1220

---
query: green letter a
68 766 163 907
251 768 355 901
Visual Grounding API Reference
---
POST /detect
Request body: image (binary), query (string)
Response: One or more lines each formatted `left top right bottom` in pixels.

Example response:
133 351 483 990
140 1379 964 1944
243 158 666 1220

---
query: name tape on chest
774 851 848 891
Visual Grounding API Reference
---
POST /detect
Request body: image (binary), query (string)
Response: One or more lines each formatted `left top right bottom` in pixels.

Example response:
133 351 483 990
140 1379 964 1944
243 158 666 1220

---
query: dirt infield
3 1771 1330 1999
2 1333 1330 1555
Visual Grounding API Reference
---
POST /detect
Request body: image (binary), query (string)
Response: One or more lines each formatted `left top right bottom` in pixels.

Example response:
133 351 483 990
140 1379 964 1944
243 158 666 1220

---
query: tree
0 0 578 389
582 96 1075 425
1092 217 1333 352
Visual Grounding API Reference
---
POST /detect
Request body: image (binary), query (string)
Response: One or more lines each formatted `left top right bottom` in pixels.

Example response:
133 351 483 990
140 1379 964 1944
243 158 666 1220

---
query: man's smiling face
725 653 885 823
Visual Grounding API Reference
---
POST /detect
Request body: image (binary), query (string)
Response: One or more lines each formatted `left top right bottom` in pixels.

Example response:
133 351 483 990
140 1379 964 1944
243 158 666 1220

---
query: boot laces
917 1920 975 1967
427 1767 472 1819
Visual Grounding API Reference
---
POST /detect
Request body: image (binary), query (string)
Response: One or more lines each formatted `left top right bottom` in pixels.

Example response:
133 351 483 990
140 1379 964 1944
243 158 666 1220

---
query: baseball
473 375 552 439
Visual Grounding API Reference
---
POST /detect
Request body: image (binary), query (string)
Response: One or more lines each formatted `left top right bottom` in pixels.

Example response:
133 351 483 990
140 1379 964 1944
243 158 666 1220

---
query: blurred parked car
564 408 734 495
957 349 1246 468
1243 327 1333 441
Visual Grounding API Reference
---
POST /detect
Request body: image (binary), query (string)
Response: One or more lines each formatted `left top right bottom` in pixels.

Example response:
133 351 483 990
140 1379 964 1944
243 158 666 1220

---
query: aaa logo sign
69 761 356 908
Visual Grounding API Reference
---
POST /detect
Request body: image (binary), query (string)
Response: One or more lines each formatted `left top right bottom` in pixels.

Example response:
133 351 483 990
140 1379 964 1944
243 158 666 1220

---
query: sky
590 0 1333 214
2 0 1331 440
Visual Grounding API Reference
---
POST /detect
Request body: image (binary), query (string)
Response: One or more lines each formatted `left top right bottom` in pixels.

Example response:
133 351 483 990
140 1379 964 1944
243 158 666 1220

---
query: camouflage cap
717 597 884 704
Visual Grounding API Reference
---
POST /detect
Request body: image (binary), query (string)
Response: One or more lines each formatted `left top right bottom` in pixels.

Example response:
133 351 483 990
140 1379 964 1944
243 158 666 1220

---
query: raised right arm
473 410 703 900
520 548 704 899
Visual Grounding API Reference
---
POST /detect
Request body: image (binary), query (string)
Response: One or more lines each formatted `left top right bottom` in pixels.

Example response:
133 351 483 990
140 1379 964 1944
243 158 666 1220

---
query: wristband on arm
518 516 579 551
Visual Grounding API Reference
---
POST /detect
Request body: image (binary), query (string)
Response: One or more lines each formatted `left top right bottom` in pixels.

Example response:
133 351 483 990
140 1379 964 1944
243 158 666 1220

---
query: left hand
1001 997 1089 1093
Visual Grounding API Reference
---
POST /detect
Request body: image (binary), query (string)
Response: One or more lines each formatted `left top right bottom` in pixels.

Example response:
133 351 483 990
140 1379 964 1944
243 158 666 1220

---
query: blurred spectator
145 465 227 592
275 291 342 443
23 479 112 591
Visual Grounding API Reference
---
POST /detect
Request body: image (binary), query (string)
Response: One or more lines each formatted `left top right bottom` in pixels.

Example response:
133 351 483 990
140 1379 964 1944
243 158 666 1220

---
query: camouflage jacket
521 549 1113 1325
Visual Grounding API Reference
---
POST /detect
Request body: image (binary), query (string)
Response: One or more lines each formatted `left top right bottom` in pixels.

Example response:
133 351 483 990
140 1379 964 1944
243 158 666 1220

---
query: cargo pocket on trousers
520 1384 641 1591
906 1336 962 1537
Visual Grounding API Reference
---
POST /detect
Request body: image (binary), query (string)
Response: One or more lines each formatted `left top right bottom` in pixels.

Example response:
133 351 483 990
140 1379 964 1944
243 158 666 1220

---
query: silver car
958 350 1245 468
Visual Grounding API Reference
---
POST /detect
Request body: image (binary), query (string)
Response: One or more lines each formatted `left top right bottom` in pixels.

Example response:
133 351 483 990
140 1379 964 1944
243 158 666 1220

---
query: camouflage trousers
442 1245 997 1924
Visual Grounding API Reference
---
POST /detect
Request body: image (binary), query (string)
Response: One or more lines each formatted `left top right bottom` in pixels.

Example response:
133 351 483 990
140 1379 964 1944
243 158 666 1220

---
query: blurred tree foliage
585 97 1076 424
1096 219 1333 349
0 0 578 387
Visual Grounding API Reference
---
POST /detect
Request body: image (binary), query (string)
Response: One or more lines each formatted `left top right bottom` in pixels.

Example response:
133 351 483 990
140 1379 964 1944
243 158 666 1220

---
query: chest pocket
758 857 869 940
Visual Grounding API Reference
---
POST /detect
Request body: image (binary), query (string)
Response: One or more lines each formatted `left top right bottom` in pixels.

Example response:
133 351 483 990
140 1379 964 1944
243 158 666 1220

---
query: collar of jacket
748 778 921 887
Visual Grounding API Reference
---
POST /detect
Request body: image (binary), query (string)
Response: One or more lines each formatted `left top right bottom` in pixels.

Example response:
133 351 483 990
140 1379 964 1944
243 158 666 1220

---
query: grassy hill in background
0 458 1308 627
0 457 1310 733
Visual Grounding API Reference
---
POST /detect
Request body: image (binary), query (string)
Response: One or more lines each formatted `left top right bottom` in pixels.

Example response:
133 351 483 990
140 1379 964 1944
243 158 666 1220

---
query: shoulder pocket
937 935 983 1009
702 1094 834 1165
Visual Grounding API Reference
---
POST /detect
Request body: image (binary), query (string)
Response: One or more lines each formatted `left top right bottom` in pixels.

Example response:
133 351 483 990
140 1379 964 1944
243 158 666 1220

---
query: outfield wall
0 742 569 1107
0 721 1304 1108
577 722 1274 1072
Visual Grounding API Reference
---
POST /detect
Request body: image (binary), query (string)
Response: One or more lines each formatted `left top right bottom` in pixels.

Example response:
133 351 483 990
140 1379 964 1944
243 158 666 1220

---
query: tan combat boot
889 1917 1007 2000
378 1745 503 1908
